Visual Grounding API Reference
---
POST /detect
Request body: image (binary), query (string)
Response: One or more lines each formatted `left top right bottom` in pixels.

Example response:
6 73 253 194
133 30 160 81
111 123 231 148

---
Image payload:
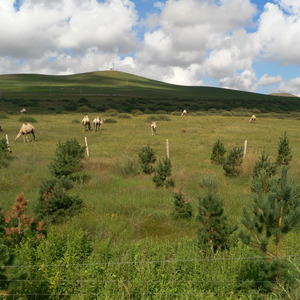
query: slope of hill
0 70 300 114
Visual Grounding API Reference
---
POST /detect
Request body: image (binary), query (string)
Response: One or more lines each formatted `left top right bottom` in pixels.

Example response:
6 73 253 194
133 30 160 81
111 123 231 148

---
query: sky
1 0 300 96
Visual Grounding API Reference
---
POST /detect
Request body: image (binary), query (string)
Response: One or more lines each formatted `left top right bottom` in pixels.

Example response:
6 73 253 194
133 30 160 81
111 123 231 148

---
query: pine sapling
211 139 226 165
138 145 156 174
276 131 292 166
172 191 193 219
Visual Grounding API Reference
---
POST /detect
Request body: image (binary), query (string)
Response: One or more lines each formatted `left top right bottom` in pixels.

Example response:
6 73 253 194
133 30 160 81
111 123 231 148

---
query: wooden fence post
6 134 11 153
166 139 169 159
243 140 247 158
85 137 89 157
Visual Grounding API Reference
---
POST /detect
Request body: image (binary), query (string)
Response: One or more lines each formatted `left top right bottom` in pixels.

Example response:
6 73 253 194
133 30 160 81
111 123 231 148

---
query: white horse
151 122 157 135
93 117 105 131
249 115 256 123
82 115 91 131
13 123 35 142
181 109 187 116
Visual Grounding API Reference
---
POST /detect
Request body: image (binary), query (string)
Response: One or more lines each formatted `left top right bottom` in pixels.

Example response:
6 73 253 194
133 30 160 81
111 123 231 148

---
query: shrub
276 131 292 166
115 156 140 177
153 156 174 187
0 113 8 119
197 190 237 254
211 139 226 165
35 177 83 223
105 109 119 116
18 116 37 123
131 109 144 116
77 105 92 112
49 139 86 178
0 138 12 168
104 118 117 123
117 114 131 119
147 115 171 122
239 167 300 295
172 191 193 219
222 147 243 177
250 152 277 193
138 145 157 174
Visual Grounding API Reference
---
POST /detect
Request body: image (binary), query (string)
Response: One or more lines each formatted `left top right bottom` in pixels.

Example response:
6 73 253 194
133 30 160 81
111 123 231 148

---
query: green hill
0 70 299 114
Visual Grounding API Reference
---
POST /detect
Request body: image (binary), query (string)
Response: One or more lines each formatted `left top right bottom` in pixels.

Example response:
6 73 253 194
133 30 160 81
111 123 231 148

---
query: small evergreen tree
138 145 156 174
0 138 12 168
239 167 300 293
196 190 237 254
35 177 83 223
251 151 277 193
222 146 243 177
49 139 86 178
276 131 292 166
211 139 226 165
152 156 173 187
172 191 193 219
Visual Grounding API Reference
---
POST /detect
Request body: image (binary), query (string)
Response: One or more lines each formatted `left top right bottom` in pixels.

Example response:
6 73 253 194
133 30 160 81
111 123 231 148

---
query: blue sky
1 0 300 96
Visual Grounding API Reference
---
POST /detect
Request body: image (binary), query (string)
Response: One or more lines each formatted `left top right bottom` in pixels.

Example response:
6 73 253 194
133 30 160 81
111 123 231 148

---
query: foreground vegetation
0 111 299 299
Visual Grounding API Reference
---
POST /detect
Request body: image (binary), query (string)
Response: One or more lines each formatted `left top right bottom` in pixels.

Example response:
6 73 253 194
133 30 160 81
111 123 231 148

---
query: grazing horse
82 115 91 131
151 122 157 135
249 115 256 123
13 123 35 142
93 117 105 131
181 109 187 116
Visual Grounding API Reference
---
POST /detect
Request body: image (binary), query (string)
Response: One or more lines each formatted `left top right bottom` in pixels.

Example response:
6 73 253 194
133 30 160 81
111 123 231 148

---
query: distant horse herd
1 110 257 143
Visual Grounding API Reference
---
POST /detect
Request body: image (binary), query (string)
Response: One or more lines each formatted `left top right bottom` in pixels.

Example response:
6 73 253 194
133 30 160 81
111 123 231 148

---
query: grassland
1 112 300 298
1 112 300 241
1 72 300 298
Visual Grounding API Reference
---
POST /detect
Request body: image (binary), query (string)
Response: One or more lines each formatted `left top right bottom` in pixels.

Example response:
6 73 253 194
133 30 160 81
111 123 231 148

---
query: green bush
104 118 117 123
138 145 157 174
250 151 277 193
211 139 226 165
172 191 193 219
105 108 119 116
35 177 83 223
117 113 131 119
0 113 8 119
0 138 12 168
153 156 174 187
276 131 292 166
222 147 243 177
49 139 86 178
115 156 140 177
18 116 37 123
147 115 171 122
197 190 237 254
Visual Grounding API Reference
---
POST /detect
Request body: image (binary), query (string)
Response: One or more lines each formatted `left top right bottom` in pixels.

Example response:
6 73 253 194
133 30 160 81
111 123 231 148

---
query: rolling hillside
0 70 299 114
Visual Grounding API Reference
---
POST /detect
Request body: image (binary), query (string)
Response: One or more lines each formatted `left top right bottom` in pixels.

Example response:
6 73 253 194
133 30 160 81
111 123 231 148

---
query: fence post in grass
85 137 89 157
166 139 169 158
6 134 11 153
243 140 247 158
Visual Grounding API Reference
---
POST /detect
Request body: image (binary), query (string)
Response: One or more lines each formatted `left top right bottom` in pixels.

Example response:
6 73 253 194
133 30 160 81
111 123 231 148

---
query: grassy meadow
1 112 300 298
1 113 300 241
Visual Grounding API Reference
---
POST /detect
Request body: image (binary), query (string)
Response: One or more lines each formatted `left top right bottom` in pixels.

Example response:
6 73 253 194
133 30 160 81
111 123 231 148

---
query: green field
0 112 299 298
1 70 300 114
